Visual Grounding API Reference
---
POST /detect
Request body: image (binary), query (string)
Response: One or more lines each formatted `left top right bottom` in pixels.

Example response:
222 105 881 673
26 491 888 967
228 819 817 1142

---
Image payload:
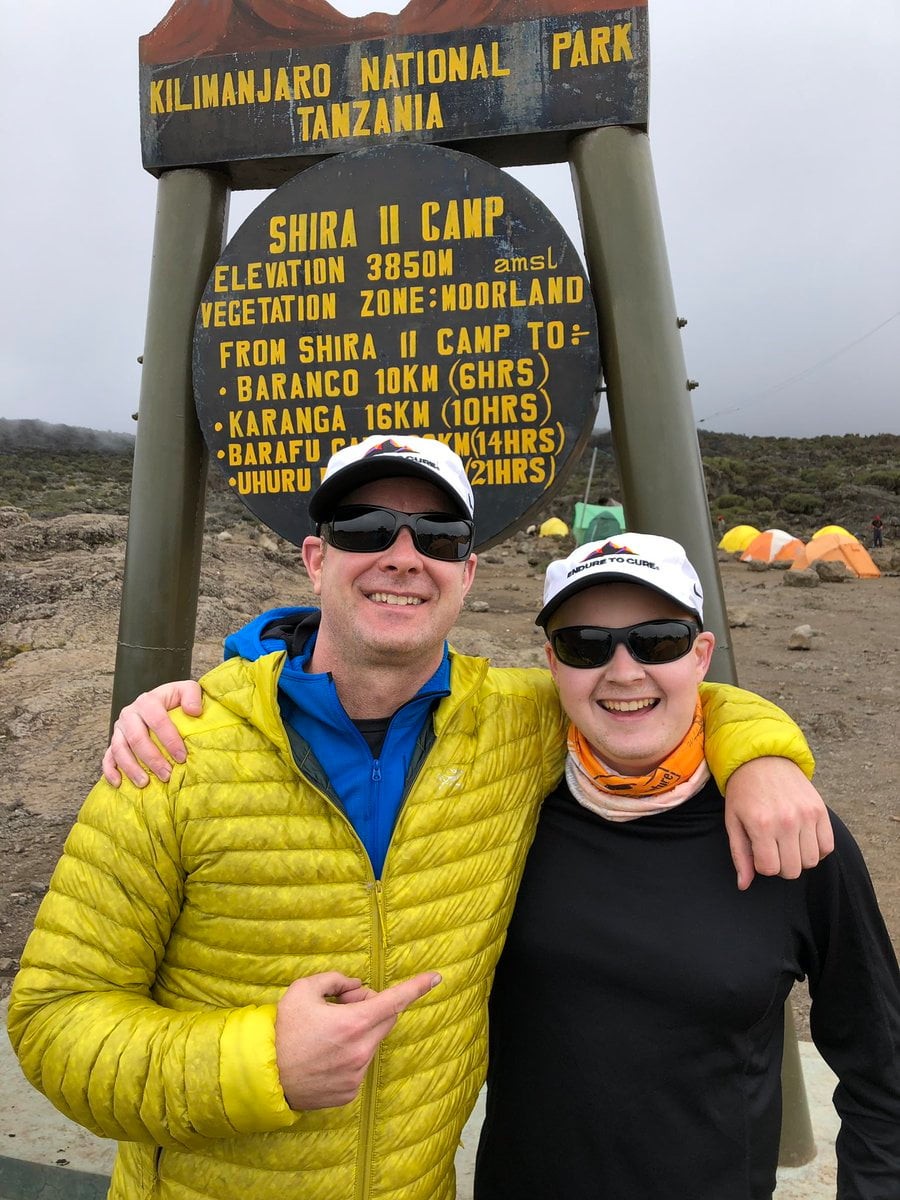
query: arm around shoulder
699 682 831 889
102 679 203 788
699 681 815 792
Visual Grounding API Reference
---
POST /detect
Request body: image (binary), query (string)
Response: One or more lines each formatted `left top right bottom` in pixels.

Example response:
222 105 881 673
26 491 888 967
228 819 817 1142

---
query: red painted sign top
141 0 647 61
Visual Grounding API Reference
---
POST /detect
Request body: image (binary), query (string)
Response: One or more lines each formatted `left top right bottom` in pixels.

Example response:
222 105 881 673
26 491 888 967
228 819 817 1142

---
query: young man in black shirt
476 533 900 1200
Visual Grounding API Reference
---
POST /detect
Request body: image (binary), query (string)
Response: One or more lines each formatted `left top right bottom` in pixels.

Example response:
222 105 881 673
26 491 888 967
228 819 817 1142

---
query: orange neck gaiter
565 700 707 821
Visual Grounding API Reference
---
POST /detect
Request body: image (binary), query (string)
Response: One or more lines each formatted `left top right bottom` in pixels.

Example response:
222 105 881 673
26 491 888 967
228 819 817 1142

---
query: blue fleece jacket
224 607 450 877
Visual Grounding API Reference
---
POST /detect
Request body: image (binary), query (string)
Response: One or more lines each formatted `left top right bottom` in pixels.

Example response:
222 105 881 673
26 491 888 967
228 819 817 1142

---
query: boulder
788 624 815 651
814 559 850 582
871 547 899 571
0 506 30 529
0 513 128 559
783 569 819 589
727 609 752 628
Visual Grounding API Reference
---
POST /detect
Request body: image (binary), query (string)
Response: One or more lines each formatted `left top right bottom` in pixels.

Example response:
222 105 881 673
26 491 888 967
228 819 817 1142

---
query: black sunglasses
319 505 475 562
549 620 699 669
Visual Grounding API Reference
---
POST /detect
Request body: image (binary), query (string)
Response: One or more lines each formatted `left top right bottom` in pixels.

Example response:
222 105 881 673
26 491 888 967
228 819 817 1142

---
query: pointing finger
364 972 442 1031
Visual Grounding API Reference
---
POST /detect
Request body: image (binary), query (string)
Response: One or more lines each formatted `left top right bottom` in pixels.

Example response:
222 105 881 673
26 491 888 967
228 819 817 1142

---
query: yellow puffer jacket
8 653 813 1200
10 650 566 1200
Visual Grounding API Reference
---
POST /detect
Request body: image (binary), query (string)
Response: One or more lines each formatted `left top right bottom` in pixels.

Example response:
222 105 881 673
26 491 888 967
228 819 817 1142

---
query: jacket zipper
271 652 485 1197
355 879 386 1199
375 676 463 871
281 731 385 1199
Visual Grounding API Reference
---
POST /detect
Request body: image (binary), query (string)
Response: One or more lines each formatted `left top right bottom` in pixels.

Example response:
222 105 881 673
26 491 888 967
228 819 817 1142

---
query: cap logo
362 438 439 471
566 541 659 579
363 438 408 457
583 540 637 560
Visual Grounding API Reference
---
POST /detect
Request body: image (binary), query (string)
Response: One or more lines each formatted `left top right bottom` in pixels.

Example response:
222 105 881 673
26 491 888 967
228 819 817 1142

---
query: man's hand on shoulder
102 680 203 787
723 757 834 891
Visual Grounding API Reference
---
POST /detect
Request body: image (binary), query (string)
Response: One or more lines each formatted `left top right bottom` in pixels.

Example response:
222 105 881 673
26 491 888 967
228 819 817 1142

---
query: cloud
1 0 897 436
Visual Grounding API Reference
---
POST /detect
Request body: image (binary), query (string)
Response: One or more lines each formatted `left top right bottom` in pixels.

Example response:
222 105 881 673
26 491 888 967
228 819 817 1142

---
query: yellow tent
811 524 853 540
790 534 880 578
718 524 759 553
539 517 569 538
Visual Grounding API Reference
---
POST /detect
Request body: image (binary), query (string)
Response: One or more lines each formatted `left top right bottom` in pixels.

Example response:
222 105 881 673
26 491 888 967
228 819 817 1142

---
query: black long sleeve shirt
475 778 900 1199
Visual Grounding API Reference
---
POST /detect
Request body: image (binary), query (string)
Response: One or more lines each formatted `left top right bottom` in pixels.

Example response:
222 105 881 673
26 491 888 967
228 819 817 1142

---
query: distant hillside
0 419 138 519
0 418 134 454
1 419 898 540
561 430 900 544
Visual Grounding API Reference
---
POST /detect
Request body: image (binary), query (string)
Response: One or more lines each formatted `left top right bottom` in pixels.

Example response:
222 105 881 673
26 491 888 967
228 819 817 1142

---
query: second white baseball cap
536 533 705 628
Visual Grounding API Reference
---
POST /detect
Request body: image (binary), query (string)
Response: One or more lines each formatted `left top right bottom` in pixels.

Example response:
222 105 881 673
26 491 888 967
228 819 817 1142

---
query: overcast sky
1 0 897 438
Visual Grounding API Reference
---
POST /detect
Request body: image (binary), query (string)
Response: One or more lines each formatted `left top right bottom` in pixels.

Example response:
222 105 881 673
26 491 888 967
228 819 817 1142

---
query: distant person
716 513 726 538
10 438 831 1200
474 534 900 1200
871 513 884 548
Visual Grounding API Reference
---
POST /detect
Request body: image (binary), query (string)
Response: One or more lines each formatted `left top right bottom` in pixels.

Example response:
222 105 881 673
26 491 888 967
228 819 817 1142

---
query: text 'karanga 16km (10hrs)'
192 142 600 548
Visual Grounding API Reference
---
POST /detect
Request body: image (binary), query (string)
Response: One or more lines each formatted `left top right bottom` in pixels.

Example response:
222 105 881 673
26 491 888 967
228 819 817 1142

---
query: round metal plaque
194 142 599 547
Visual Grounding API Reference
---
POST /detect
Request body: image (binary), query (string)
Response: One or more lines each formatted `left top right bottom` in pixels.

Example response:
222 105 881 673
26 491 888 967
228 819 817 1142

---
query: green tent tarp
572 502 625 546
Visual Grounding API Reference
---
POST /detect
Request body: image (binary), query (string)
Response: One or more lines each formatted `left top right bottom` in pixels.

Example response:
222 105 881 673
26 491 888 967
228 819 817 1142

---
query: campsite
549 511 884 578
720 523 882 578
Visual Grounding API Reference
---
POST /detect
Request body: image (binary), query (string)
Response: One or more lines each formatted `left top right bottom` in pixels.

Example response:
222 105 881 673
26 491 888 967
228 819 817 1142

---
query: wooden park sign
140 0 649 187
138 1 649 545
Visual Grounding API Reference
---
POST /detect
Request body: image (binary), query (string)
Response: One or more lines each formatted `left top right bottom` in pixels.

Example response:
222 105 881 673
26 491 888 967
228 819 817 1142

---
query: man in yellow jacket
9 436 829 1200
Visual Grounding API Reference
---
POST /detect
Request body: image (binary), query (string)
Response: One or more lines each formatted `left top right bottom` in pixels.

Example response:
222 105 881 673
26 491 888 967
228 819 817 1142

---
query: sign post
570 125 736 682
111 169 229 722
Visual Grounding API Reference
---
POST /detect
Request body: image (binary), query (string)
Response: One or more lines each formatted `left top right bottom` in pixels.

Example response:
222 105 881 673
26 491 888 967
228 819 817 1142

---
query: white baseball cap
536 533 705 628
308 435 474 522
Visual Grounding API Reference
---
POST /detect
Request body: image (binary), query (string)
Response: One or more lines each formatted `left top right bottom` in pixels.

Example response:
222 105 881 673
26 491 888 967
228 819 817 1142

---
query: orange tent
741 529 805 564
790 533 881 578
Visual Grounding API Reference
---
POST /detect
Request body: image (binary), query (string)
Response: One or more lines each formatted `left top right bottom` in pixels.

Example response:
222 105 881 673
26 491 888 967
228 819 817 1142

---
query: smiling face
302 476 477 677
546 582 715 775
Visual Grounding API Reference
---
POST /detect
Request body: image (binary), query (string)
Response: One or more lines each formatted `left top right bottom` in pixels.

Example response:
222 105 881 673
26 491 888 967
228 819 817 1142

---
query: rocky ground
1 506 898 1039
